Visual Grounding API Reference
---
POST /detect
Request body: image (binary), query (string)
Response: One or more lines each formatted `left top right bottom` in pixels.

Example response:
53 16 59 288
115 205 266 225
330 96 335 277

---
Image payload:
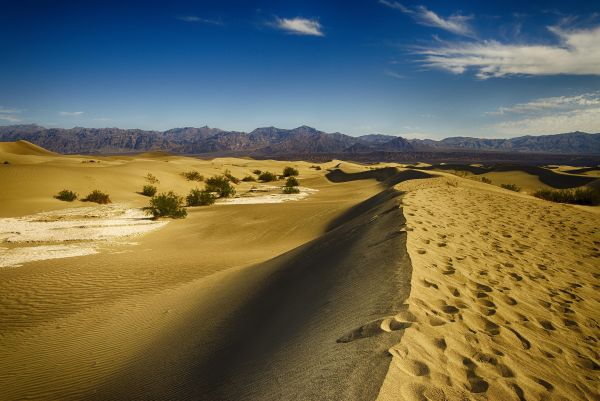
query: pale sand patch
0 245 98 268
218 186 318 205
0 205 167 267
377 175 599 401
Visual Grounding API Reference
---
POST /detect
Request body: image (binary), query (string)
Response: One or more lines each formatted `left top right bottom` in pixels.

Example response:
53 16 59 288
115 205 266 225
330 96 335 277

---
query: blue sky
1 0 599 138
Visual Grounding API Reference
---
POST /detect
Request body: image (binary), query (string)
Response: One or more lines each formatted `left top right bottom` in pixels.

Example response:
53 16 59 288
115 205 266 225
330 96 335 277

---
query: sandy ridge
377 174 600 401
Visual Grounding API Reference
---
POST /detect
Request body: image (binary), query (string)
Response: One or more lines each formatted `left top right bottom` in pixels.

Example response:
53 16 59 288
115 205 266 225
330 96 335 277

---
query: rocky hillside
0 125 598 155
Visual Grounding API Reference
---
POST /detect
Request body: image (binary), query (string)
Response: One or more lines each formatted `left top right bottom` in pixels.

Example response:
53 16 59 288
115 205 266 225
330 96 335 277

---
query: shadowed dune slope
411 164 597 189
84 187 413 400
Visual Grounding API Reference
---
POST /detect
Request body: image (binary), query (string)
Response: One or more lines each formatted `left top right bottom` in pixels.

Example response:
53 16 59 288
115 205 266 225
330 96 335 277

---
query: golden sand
378 174 600 401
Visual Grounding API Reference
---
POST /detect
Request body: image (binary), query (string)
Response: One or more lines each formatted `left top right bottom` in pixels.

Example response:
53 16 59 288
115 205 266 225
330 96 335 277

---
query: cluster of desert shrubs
500 183 521 192
186 188 216 206
242 175 256 182
282 166 299 177
82 190 111 204
223 169 240 184
55 189 111 204
146 191 187 219
55 189 78 202
141 185 157 197
533 187 600 206
310 165 321 170
181 170 204 182
282 176 300 194
480 177 492 184
205 175 236 197
258 171 277 182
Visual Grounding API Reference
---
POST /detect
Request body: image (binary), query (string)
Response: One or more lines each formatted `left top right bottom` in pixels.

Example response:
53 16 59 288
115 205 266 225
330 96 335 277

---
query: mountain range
0 124 599 157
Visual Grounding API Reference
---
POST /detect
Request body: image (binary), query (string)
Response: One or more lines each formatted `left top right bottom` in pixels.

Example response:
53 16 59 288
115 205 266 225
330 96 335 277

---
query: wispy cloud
487 93 600 116
491 108 600 135
487 93 600 135
175 16 223 25
384 69 405 79
274 17 324 36
379 1 474 37
0 106 22 123
59 111 84 116
418 25 600 79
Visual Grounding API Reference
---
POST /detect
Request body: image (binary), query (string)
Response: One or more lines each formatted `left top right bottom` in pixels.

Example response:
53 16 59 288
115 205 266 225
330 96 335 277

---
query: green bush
242 175 256 182
481 177 492 184
252 169 262 175
283 166 299 177
186 188 216 206
258 171 277 182
146 191 187 219
205 175 236 198
500 183 521 192
285 177 299 187
55 189 78 202
282 186 300 194
533 187 600 206
145 173 160 184
223 169 240 184
181 170 204 182
141 185 157 197
82 190 111 204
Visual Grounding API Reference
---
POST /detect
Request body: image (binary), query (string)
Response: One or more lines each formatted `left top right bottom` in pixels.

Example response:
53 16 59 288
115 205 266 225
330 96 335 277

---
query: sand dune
378 174 600 401
1 142 598 400
0 139 56 156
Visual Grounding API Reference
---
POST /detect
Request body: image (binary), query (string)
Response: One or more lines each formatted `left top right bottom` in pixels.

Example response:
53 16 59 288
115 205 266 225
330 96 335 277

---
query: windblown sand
1 140 598 400
377 175 600 401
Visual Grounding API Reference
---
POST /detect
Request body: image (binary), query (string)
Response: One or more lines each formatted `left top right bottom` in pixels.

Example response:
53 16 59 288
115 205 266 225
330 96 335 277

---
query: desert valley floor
0 141 598 401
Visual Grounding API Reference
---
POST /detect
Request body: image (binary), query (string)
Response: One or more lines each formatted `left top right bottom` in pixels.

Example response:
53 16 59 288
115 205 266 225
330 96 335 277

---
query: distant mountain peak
0 124 598 155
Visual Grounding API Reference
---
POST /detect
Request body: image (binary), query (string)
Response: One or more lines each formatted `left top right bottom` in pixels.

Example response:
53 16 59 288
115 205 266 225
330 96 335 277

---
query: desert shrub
205 175 236 198
501 183 521 192
223 169 240 184
242 175 256 182
285 177 299 187
533 187 600 206
258 171 277 182
311 165 321 170
82 190 111 204
147 191 187 219
3 160 10 165
186 188 216 206
252 169 262 175
141 185 157 197
480 177 492 184
145 173 160 184
282 186 300 194
181 170 204 182
446 180 458 187
283 166 299 177
55 189 78 202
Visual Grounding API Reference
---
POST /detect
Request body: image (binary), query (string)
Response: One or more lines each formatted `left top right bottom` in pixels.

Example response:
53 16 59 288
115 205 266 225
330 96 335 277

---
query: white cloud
0 106 22 123
274 17 324 36
487 93 600 115
175 16 222 25
491 108 600 135
487 93 600 135
0 115 21 123
59 111 84 116
379 1 474 37
419 25 600 78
